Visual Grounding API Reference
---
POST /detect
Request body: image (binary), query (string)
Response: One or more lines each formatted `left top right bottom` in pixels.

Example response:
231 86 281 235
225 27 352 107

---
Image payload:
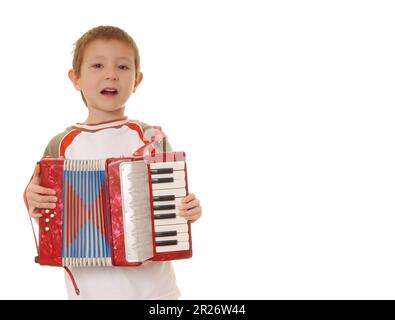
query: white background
1 0 395 299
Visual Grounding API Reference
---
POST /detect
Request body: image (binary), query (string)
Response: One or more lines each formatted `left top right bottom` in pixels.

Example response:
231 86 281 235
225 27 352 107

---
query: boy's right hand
26 164 57 218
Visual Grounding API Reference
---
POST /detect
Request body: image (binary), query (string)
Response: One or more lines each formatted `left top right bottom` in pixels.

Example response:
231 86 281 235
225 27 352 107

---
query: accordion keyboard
120 160 190 262
150 161 190 254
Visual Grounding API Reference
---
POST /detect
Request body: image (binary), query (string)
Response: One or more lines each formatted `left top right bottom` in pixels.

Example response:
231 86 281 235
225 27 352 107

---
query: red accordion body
37 152 192 267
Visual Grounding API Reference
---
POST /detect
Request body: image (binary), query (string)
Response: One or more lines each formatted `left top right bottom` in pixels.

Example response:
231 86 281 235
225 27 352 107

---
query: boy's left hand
179 193 202 223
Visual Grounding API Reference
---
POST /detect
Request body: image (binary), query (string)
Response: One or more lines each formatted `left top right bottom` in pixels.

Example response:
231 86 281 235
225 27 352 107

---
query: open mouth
100 88 118 96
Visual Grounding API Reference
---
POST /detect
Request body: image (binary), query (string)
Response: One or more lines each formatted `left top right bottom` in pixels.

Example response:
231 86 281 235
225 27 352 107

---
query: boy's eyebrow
90 56 133 63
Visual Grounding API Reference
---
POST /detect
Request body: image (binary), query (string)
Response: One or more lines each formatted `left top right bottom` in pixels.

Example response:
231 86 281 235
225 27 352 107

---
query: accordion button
45 218 50 223
45 209 50 214
50 214 55 218
45 227 50 231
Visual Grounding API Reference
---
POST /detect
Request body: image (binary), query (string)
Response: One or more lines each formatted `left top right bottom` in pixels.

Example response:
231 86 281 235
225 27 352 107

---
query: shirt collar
73 117 129 131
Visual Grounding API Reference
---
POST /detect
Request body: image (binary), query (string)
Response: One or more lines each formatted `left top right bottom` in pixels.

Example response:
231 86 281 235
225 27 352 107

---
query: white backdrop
1 0 395 299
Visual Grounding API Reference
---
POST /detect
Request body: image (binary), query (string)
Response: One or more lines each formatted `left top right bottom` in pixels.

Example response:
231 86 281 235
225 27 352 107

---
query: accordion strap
29 217 39 255
28 215 81 296
25 173 81 296
24 173 39 256
134 125 167 156
64 267 81 296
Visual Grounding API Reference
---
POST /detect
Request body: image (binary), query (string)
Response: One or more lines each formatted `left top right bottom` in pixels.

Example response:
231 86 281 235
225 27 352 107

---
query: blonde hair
71 25 141 106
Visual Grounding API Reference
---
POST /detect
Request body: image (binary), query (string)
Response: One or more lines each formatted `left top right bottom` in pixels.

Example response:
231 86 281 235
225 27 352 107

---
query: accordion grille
62 159 112 267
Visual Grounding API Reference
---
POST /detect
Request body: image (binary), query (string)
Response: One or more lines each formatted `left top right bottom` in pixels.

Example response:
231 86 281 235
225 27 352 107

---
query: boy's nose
105 69 118 80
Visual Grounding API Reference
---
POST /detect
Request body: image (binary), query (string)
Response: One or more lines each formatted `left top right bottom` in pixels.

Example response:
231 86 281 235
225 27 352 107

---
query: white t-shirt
43 117 181 300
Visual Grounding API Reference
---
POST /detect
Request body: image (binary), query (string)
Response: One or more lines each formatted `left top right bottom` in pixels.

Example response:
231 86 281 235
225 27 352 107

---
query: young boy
24 25 202 299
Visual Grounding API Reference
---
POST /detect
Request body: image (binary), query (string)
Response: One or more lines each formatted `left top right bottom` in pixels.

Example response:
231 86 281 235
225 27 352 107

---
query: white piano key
151 171 185 180
153 188 186 197
154 216 188 226
156 242 190 253
154 224 189 233
155 233 189 243
152 179 186 190
150 161 185 171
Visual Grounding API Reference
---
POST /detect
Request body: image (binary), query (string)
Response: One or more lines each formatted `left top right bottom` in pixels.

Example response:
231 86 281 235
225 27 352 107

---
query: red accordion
37 152 192 267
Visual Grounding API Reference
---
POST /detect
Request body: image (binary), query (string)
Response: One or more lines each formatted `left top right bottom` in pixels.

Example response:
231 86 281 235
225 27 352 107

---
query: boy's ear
68 69 81 91
133 72 143 92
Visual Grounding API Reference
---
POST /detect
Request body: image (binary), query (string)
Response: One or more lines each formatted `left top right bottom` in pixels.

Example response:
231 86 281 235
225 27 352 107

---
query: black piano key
153 195 175 202
155 230 177 237
151 168 174 174
152 177 174 184
154 204 176 211
154 213 177 220
156 240 178 247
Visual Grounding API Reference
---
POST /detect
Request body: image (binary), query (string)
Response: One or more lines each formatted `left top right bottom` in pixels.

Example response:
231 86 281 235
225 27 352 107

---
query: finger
30 200 56 209
184 212 202 222
30 193 57 203
29 211 43 218
179 199 200 210
179 206 201 217
28 208 42 218
187 207 201 216
29 212 43 218
181 193 195 203
30 184 57 196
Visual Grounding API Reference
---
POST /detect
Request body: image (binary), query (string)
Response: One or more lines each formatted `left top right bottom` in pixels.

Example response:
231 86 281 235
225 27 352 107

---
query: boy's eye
91 64 129 70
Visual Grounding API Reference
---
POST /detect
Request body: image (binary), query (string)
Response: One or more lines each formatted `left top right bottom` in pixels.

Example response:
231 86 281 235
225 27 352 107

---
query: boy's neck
83 106 127 125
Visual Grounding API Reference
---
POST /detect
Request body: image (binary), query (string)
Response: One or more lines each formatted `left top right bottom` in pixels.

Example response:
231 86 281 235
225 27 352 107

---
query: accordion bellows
37 152 192 267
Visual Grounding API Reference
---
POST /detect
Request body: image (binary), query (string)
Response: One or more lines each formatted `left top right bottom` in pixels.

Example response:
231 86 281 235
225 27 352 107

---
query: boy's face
69 38 143 112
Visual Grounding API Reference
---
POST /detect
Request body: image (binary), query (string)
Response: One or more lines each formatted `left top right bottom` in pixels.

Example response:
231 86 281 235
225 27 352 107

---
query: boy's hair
71 25 141 106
